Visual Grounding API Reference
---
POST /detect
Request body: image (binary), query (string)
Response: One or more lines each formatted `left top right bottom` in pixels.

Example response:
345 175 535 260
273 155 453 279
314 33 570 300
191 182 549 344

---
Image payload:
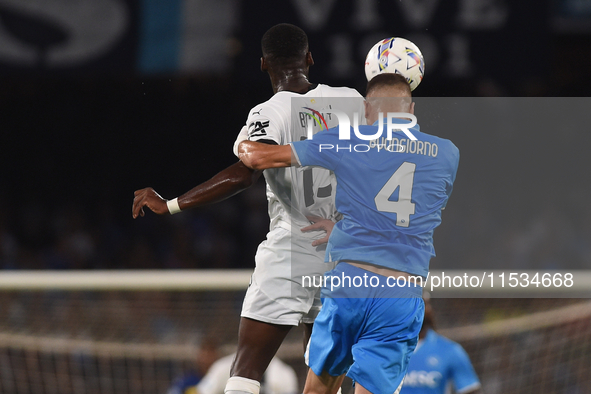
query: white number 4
374 162 416 227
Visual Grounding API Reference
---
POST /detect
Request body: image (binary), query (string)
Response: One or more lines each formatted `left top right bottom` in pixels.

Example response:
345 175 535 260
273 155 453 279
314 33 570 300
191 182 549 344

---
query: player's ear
409 101 415 115
261 57 268 72
364 99 372 123
306 52 314 67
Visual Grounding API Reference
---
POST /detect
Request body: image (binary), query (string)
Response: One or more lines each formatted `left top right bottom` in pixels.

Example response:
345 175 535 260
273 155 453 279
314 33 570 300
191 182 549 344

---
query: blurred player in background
167 341 221 394
400 294 481 394
192 353 298 394
133 23 363 394
238 73 460 393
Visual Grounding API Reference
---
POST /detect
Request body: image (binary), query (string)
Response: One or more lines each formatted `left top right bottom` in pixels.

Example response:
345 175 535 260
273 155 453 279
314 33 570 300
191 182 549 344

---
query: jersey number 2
374 162 416 227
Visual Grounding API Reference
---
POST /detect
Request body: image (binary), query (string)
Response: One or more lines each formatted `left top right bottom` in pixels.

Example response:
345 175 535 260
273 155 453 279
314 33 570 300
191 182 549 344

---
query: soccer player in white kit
133 24 363 394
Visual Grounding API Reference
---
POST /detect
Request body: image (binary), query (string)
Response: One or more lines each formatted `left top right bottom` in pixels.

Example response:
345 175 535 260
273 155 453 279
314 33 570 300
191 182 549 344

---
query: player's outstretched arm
132 161 262 218
238 141 294 170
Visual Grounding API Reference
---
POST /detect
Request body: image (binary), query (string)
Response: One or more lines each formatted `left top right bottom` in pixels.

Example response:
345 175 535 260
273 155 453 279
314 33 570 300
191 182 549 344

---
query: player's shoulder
246 96 290 142
432 330 457 345
312 84 363 98
415 130 459 161
430 331 467 354
416 129 457 148
247 96 287 122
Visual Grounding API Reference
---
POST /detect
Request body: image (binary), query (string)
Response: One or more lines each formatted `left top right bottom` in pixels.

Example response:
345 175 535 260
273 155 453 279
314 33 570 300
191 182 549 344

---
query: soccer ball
364 37 425 91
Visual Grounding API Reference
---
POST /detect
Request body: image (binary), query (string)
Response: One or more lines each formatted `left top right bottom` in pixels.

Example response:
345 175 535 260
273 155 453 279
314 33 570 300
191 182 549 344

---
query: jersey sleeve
233 104 285 157
449 343 481 393
232 126 249 158
441 141 460 209
448 143 460 195
246 104 285 144
290 127 342 171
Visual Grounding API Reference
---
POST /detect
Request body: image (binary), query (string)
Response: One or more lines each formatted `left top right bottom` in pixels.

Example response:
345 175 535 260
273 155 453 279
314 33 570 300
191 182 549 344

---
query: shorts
241 226 336 326
307 263 424 394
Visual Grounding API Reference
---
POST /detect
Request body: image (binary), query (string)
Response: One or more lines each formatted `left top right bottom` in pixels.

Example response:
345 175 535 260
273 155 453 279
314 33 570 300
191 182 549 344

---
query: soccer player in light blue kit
238 73 460 394
401 294 481 394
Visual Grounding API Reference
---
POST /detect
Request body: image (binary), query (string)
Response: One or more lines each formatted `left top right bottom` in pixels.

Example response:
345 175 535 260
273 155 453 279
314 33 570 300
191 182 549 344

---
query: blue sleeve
449 144 460 195
442 142 460 209
290 127 343 171
450 344 480 393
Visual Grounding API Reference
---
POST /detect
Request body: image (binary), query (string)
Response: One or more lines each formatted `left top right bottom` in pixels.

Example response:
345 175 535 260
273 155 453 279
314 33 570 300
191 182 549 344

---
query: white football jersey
196 354 298 394
233 84 364 234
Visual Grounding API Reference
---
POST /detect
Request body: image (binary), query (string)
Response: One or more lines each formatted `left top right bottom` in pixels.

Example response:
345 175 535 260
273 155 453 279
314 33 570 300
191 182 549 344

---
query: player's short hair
261 23 309 65
366 73 412 97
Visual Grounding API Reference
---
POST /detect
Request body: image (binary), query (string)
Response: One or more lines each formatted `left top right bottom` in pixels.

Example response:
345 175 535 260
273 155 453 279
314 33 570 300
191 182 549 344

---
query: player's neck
418 327 429 339
270 69 313 94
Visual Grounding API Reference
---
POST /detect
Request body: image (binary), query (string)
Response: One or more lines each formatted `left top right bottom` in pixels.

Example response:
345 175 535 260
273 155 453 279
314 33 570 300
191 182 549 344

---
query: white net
0 270 311 394
434 298 591 394
0 271 589 394
0 294 243 394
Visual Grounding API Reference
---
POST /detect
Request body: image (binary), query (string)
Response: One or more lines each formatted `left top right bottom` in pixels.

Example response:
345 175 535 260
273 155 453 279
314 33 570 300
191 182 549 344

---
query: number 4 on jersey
374 162 416 227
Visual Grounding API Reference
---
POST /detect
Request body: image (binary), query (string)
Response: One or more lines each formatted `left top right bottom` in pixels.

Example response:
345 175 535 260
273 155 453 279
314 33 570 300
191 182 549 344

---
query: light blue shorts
308 263 424 394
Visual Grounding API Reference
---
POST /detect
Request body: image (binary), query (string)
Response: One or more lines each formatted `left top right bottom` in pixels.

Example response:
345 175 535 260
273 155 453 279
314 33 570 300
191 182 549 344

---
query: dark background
0 0 590 271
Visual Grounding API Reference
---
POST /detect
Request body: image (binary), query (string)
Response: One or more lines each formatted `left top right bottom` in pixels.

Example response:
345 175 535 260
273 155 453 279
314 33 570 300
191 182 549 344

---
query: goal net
0 270 589 394
434 298 591 394
0 270 256 394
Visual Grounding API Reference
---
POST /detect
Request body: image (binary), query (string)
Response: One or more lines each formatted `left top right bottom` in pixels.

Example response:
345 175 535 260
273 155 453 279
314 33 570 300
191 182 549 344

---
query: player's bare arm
132 161 261 218
237 140 294 170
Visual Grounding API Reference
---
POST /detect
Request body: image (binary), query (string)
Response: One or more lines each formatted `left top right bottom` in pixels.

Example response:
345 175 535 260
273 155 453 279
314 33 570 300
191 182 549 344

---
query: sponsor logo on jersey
403 370 442 388
248 120 270 137
300 107 329 130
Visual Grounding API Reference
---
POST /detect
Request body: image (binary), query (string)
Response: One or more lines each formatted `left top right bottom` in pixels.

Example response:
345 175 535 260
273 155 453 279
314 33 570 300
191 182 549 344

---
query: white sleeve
232 125 249 158
233 103 284 157
196 355 233 394
244 104 284 144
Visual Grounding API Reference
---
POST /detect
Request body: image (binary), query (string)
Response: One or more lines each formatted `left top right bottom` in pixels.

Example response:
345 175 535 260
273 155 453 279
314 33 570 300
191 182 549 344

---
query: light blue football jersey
400 330 480 394
291 119 459 277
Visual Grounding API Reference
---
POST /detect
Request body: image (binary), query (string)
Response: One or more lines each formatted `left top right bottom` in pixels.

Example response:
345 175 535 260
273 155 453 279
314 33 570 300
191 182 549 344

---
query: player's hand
132 187 168 218
301 216 335 247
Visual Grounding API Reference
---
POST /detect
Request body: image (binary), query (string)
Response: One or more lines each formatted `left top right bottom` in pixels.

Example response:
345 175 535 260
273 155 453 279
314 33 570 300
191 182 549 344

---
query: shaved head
364 74 414 124
366 73 412 97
